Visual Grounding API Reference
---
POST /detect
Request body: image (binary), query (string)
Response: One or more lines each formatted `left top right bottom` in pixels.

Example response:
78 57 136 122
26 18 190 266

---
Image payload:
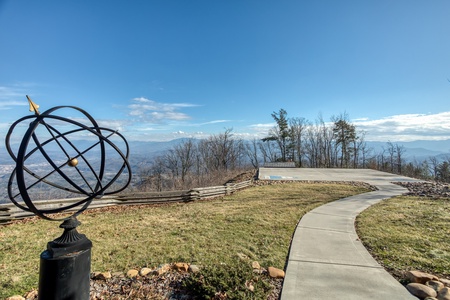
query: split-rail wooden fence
0 180 253 225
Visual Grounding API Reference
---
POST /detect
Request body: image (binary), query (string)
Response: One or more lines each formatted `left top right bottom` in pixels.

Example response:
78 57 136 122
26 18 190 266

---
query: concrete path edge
257 168 420 300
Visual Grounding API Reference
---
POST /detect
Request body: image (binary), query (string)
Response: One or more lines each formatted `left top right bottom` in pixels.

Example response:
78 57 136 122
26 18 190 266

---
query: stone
438 287 450 300
140 267 153 276
427 280 445 293
24 290 38 299
154 264 171 275
268 266 285 279
189 264 200 273
407 270 439 284
245 280 255 292
112 271 124 278
252 261 261 269
406 283 437 298
440 279 450 287
237 252 249 260
93 271 112 280
6 296 25 300
173 262 189 272
126 269 139 278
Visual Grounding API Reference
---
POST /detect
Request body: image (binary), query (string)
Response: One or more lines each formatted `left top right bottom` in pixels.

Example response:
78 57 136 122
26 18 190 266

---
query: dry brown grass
356 196 450 281
0 182 369 298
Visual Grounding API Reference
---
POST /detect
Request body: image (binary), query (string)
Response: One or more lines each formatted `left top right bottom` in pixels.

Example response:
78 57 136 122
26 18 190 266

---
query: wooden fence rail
0 180 253 225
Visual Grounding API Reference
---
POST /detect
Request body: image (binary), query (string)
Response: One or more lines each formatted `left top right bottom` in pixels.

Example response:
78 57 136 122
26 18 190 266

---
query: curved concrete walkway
258 168 421 300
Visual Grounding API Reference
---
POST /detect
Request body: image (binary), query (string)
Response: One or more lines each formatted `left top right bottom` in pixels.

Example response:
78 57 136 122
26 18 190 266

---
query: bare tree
200 128 244 172
244 138 261 168
320 117 336 168
150 156 166 191
174 139 196 185
403 159 430 179
383 142 406 174
258 139 278 163
304 124 319 167
428 156 440 180
374 148 388 172
395 143 406 174
193 144 204 186
352 130 368 168
289 117 308 167
302 116 332 168
165 149 179 188
385 142 396 173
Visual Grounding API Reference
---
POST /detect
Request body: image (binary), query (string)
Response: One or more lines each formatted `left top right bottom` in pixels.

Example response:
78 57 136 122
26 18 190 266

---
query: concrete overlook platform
258 168 421 300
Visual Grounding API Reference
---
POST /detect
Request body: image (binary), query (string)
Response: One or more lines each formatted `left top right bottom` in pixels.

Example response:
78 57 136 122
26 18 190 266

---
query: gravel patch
89 272 283 300
394 181 450 198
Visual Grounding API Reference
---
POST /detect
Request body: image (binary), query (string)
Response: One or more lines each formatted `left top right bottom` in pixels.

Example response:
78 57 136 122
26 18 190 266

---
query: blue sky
1 0 450 143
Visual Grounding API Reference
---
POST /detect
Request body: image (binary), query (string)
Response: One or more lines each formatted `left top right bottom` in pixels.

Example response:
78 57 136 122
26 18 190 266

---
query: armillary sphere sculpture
5 96 132 300
6 95 132 220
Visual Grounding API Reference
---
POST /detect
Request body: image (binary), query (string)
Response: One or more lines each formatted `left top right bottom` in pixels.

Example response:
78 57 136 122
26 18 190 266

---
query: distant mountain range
1 138 449 167
127 138 450 163
365 140 450 162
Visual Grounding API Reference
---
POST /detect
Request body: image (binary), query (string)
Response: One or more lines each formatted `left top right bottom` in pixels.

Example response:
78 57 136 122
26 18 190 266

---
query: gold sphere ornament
68 158 78 167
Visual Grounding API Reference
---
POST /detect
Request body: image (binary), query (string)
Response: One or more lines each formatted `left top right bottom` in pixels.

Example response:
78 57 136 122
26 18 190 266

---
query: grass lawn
0 182 369 299
356 196 450 282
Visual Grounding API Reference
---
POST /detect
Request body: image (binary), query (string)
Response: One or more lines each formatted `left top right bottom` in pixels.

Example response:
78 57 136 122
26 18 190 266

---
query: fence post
225 183 233 195
0 207 12 225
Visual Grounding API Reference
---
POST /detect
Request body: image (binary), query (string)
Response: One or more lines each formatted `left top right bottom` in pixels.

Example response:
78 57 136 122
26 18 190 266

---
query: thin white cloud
0 85 30 110
0 101 28 110
170 131 210 139
248 113 450 142
250 123 276 129
352 117 369 122
134 127 159 132
353 112 450 142
201 120 229 125
0 86 23 99
97 119 128 132
187 119 230 126
0 122 11 132
123 130 210 142
128 97 198 123
249 123 276 135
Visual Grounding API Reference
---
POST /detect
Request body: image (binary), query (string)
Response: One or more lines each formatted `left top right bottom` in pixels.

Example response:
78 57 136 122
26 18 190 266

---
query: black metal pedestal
38 217 92 300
